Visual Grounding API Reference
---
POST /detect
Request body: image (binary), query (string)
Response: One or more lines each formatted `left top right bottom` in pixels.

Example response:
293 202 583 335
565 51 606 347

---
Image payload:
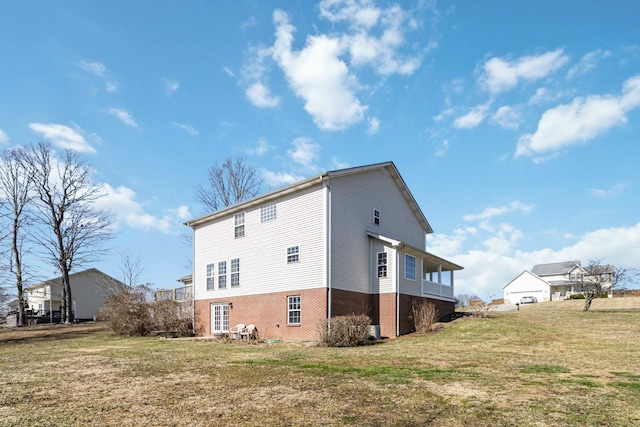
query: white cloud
261 169 303 187
109 108 139 128
463 201 532 222
28 123 96 153
367 117 380 134
247 138 274 156
271 10 367 131
165 79 180 95
245 82 281 108
589 182 629 198
567 49 611 79
430 220 640 300
481 49 569 94
0 128 8 144
435 139 449 157
516 75 640 158
491 105 521 129
174 123 199 135
223 67 235 77
287 137 320 169
453 103 490 129
79 60 106 77
97 183 184 233
105 81 119 93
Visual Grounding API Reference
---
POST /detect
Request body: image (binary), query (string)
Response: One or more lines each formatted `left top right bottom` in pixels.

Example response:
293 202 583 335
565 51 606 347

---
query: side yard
1 299 639 426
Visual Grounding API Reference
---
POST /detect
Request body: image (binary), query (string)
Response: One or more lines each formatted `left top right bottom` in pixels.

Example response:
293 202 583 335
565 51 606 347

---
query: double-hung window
234 212 245 238
206 263 215 290
231 258 240 287
218 261 227 289
288 296 301 324
377 252 388 278
373 209 380 225
260 203 276 222
405 254 416 281
287 246 300 263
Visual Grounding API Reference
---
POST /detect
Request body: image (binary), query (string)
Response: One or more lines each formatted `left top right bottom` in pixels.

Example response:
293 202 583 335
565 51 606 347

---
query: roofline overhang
367 231 463 271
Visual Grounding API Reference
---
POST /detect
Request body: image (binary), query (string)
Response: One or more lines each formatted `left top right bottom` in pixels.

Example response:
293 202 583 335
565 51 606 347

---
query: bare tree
578 259 639 311
98 249 146 296
196 157 263 212
26 142 114 323
0 147 34 326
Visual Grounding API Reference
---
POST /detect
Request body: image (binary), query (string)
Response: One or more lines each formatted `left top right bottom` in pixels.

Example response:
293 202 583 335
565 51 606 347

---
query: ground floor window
287 295 301 324
377 252 388 277
210 303 229 333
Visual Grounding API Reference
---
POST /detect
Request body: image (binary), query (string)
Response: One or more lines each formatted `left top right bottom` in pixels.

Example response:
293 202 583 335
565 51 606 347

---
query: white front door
210 303 229 334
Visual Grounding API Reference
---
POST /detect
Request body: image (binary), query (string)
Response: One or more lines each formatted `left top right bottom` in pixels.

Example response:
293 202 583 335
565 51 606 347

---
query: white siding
503 271 550 304
193 185 325 300
330 168 427 294
369 240 395 295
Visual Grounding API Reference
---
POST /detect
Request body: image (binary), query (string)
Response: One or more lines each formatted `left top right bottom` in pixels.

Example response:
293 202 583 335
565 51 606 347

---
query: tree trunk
12 219 26 327
62 268 73 323
583 298 593 312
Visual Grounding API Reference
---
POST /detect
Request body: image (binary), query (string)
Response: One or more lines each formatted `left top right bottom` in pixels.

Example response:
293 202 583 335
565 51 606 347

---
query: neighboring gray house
24 268 123 321
186 161 463 341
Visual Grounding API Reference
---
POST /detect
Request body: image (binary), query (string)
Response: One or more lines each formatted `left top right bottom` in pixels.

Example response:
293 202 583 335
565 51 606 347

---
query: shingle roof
531 260 581 276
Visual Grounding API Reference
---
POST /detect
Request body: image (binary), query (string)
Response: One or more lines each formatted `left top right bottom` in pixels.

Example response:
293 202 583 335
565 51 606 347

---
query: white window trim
260 203 277 223
405 254 416 281
231 258 240 287
218 261 227 289
287 295 301 325
234 212 245 238
373 209 380 225
377 251 387 278
206 263 215 290
287 246 300 263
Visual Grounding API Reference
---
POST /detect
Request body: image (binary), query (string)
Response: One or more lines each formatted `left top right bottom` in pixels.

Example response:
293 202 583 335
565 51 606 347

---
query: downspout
396 250 400 337
326 182 332 324
191 226 196 336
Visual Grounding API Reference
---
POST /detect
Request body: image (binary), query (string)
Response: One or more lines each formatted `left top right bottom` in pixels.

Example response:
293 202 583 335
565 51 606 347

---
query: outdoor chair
229 323 245 340
240 324 258 340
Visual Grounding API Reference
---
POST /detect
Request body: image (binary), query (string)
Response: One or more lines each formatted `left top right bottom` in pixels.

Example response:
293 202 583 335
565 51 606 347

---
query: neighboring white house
504 261 613 303
186 161 463 341
24 268 122 321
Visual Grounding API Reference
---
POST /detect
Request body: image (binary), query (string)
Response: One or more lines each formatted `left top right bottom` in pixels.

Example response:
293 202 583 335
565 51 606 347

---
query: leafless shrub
412 300 439 334
471 302 491 319
97 292 193 337
317 315 371 347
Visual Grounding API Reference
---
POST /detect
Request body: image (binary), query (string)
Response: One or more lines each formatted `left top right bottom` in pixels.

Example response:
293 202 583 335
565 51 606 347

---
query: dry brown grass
1 298 639 426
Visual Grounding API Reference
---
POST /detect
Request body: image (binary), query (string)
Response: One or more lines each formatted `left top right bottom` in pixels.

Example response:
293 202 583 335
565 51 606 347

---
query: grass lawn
1 298 639 426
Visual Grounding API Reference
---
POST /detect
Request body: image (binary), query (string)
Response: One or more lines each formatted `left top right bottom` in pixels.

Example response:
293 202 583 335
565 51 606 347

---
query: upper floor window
373 209 380 225
206 263 215 290
405 254 416 281
287 246 300 263
234 212 245 238
377 252 387 278
288 295 301 324
261 203 277 223
218 261 227 289
231 258 240 287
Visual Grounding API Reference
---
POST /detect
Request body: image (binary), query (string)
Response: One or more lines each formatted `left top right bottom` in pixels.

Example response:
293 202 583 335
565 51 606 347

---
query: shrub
569 294 585 299
411 300 439 334
317 315 371 347
97 292 193 337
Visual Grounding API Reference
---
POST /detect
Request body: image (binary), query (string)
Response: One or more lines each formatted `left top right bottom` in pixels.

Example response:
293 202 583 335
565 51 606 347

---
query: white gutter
326 181 332 323
396 250 400 337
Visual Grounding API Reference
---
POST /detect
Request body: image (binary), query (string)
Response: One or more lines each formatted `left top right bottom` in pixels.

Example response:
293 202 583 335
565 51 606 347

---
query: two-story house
186 162 463 341
503 260 614 303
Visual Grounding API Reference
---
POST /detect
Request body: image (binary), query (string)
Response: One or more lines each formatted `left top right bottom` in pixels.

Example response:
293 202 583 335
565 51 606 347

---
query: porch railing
154 286 193 302
422 280 454 299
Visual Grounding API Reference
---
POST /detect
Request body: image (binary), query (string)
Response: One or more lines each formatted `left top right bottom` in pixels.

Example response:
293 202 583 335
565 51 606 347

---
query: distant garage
503 270 549 304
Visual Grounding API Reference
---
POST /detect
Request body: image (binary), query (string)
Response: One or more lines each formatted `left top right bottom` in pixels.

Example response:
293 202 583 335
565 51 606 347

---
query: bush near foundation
411 300 439 334
317 315 371 347
97 292 192 337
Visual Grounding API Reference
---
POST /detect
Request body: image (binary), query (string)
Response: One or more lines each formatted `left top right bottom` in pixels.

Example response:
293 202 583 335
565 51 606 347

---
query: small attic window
373 209 380 225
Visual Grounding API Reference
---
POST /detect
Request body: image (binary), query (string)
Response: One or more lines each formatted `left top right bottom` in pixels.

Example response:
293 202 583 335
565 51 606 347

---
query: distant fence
613 289 640 298
491 298 504 305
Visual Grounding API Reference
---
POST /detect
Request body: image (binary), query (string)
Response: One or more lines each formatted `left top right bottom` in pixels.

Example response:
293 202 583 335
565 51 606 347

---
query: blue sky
1 1 639 300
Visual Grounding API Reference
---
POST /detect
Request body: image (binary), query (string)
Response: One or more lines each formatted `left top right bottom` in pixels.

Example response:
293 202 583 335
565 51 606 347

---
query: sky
1 0 639 300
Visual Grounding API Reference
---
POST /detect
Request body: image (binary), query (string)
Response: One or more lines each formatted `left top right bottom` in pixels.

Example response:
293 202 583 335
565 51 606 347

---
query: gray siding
330 168 427 294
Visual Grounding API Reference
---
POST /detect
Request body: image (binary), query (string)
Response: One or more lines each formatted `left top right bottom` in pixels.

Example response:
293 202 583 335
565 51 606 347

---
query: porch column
437 265 442 284
450 270 454 287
